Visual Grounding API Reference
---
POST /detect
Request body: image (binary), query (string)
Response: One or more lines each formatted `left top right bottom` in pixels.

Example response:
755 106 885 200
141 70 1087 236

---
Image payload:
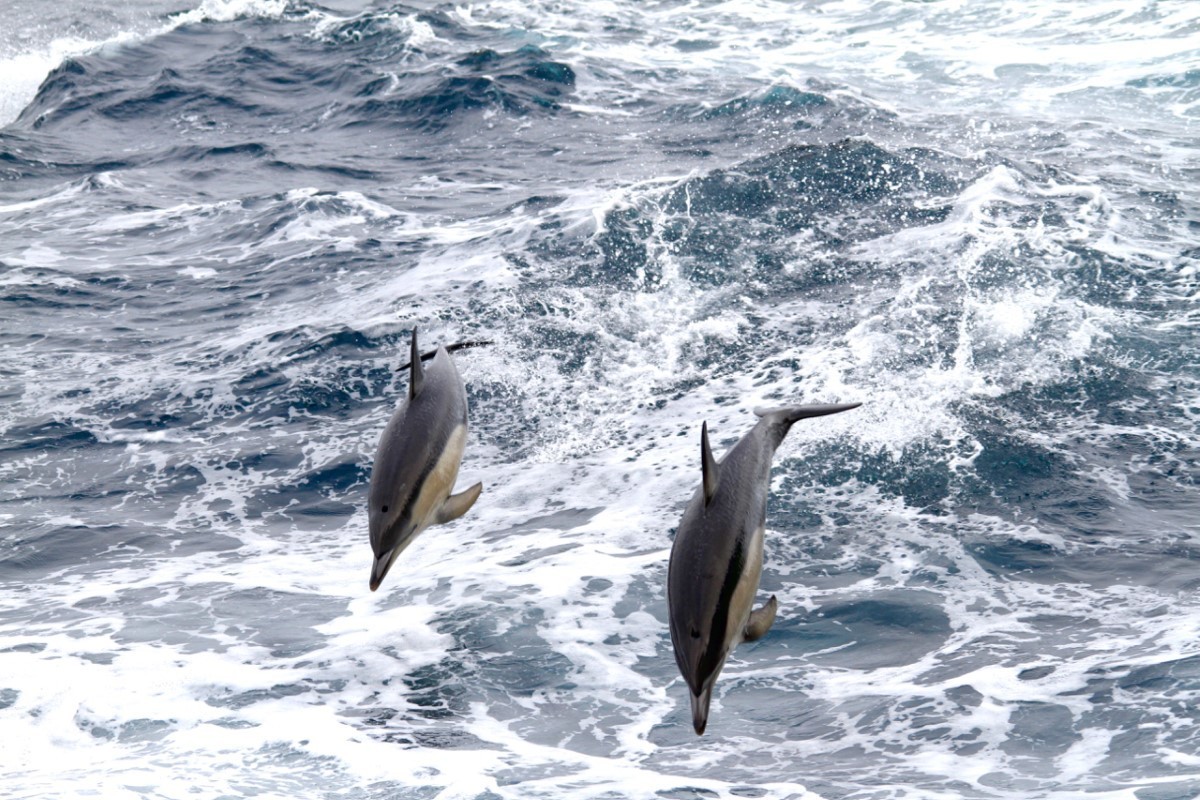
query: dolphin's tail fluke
396 339 494 371
753 402 862 424
753 402 861 449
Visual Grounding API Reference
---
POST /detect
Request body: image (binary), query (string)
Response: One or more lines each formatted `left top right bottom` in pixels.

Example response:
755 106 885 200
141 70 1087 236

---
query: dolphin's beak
368 548 395 592
690 684 714 735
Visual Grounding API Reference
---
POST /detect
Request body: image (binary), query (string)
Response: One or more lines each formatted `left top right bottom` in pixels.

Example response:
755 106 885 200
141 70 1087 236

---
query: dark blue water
2 1 1199 798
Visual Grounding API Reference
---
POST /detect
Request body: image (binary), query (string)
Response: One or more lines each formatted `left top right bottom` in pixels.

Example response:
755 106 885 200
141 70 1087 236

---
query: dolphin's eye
382 506 389 513
690 628 700 639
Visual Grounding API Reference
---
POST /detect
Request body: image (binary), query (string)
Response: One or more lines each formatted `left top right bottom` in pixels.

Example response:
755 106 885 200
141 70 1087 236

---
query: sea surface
2 1 1198 798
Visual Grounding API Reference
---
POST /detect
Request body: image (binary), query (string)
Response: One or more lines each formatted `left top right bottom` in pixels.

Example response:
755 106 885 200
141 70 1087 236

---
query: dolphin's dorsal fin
701 421 719 505
408 327 425 400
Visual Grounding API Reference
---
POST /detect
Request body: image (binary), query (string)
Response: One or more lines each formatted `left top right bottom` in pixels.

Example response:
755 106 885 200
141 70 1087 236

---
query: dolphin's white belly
411 423 468 530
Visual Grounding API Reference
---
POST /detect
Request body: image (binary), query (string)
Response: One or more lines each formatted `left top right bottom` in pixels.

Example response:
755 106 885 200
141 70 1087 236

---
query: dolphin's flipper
396 340 494 371
435 482 483 525
701 421 719 506
743 595 778 642
408 328 425 400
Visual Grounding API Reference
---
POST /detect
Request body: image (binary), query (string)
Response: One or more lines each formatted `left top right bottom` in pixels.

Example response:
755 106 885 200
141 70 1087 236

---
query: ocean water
1 0 1198 797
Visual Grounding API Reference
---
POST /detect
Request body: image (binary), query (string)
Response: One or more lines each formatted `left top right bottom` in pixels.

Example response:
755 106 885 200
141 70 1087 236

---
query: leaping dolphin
367 328 483 592
667 402 861 735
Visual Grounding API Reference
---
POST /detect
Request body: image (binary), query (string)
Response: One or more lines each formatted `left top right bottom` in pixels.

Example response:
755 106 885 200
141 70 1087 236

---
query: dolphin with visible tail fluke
667 402 861 735
367 328 484 592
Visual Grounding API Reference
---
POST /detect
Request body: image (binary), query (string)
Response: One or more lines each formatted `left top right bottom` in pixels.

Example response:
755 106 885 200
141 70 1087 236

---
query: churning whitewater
1 1 1198 798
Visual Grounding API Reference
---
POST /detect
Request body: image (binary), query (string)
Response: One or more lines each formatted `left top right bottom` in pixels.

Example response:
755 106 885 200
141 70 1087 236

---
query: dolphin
368 328 483 592
667 402 861 735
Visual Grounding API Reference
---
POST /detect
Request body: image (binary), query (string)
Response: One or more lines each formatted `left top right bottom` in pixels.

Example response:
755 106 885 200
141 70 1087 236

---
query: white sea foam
170 0 289 25
457 0 1200 127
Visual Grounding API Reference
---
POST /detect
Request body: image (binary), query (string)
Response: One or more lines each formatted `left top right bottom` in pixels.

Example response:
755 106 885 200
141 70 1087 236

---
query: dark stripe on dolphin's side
698 537 745 689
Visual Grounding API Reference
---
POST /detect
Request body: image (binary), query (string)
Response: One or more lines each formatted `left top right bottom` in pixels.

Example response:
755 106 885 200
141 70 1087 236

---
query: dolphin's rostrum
667 402 861 735
367 328 483 591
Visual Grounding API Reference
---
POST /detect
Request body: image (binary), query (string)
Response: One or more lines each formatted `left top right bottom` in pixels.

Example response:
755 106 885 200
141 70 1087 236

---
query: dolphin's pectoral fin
435 481 482 524
743 595 778 642
408 327 425 399
700 421 719 506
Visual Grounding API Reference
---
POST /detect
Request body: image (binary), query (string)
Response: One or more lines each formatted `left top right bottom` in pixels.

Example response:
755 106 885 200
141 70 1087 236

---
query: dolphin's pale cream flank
367 328 483 592
667 402 860 735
